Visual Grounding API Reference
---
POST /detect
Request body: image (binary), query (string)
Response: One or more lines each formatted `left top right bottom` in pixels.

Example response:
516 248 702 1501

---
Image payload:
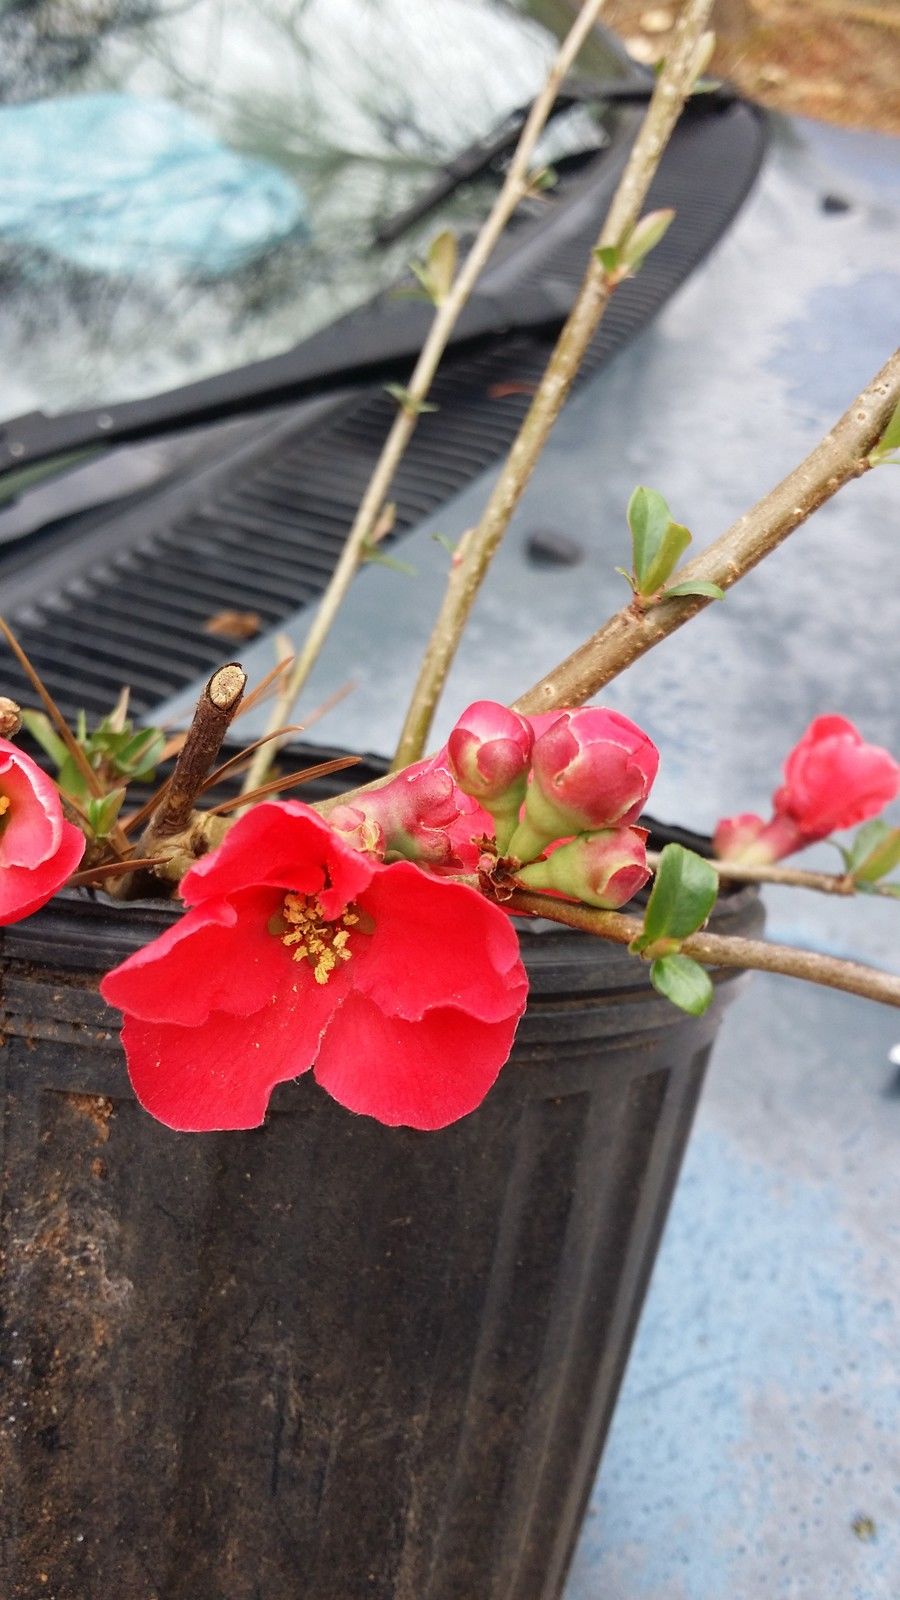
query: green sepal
626 486 692 597
642 843 719 945
650 953 714 1015
661 580 725 602
384 383 439 416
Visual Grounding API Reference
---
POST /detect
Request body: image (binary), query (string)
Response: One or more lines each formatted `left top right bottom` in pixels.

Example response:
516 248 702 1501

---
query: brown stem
515 347 900 713
678 853 899 899
143 663 246 840
504 889 900 1008
391 0 715 769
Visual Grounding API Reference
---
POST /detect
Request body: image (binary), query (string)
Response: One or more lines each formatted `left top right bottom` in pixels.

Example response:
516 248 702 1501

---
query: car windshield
0 0 626 419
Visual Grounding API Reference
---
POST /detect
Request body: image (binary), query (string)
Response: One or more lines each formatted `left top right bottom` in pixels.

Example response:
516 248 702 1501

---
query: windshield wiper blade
373 76 734 245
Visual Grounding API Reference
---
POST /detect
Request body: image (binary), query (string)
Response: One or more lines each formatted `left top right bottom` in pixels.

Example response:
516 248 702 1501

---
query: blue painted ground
565 978 900 1600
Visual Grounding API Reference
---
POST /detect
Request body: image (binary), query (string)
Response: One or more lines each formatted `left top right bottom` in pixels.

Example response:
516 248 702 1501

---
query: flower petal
0 742 63 867
181 800 373 916
101 887 301 1025
352 861 528 1022
0 817 84 925
313 989 522 1129
119 974 336 1131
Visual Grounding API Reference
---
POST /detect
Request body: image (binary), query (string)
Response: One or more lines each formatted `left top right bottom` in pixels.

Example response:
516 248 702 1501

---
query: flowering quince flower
328 756 492 872
715 716 900 864
0 737 85 925
100 800 528 1133
514 827 650 909
507 707 659 864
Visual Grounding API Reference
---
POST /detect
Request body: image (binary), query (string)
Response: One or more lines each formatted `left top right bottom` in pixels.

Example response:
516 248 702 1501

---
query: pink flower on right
715 715 900 864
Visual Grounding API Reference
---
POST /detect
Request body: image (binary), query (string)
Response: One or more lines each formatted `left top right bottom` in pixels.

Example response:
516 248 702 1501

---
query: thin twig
671 852 899 899
504 888 900 1009
0 615 104 800
241 0 610 796
207 755 359 815
199 726 304 793
67 855 172 888
515 347 900 713
391 0 715 769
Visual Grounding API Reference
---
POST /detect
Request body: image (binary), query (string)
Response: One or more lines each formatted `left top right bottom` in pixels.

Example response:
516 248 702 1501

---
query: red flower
715 716 900 863
100 800 528 1132
0 737 85 925
773 715 899 839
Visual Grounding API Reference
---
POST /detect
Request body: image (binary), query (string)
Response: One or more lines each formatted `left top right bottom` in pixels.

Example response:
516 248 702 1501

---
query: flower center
0 793 9 834
277 892 360 985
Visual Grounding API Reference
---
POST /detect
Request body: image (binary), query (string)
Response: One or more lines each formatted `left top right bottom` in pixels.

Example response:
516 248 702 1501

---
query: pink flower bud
508 707 658 862
715 717 900 864
327 758 491 872
0 738 85 924
447 700 534 850
515 827 649 909
447 701 534 803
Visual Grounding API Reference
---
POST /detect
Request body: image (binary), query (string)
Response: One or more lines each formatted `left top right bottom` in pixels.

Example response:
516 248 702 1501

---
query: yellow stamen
278 892 359 984
0 796 9 817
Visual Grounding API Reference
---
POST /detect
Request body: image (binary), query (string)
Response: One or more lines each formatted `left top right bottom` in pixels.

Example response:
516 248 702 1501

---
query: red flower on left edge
100 800 528 1132
0 738 85 925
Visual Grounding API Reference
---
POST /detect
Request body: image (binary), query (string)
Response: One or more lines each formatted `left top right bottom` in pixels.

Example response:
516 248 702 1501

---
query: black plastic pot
0 835 762 1600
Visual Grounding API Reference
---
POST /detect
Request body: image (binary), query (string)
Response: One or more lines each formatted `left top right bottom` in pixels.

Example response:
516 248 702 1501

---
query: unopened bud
447 700 534 851
515 827 650 909
508 707 658 863
0 698 22 738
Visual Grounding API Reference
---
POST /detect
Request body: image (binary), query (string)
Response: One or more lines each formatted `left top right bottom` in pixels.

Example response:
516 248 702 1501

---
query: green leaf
661 580 725 602
847 821 900 884
626 486 692 596
426 229 457 302
879 883 900 898
620 208 675 272
614 565 638 592
650 953 714 1015
642 843 719 945
594 245 621 276
20 709 69 770
431 532 457 556
56 752 91 803
384 383 439 416
115 726 165 778
526 164 558 194
361 541 417 577
85 787 126 839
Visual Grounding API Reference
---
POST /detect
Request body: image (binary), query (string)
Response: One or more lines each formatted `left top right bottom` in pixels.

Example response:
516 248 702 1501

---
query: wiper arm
374 75 734 246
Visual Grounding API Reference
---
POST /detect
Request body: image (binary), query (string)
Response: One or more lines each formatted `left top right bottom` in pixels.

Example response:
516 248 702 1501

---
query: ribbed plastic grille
0 106 765 720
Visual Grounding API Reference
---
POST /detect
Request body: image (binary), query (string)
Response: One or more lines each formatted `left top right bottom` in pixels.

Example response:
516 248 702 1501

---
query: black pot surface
0 839 762 1600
